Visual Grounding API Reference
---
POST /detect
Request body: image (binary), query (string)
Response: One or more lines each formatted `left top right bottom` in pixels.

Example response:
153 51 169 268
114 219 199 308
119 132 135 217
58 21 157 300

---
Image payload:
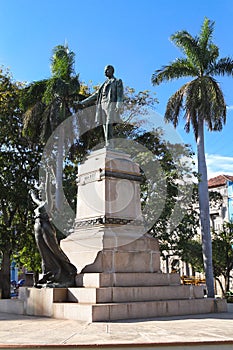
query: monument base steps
52 298 226 322
12 274 227 322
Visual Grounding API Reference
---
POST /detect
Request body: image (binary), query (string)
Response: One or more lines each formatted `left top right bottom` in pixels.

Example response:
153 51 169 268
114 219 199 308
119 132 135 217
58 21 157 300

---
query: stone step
0 299 25 315
66 285 205 303
75 272 181 287
52 298 227 322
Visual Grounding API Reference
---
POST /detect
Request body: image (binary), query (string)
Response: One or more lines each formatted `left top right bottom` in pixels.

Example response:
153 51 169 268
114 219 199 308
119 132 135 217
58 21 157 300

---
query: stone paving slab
0 311 233 347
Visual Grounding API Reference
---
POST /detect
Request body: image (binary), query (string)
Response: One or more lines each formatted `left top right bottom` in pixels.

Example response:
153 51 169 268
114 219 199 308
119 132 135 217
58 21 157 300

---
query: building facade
208 174 233 231
161 174 233 295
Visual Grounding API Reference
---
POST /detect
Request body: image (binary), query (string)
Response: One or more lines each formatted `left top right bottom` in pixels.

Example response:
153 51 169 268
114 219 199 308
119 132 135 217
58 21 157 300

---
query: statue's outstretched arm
78 89 98 107
29 189 45 210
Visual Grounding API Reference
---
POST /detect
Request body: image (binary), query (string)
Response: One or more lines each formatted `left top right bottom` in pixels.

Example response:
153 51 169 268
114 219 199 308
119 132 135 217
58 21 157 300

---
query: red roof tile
208 174 233 188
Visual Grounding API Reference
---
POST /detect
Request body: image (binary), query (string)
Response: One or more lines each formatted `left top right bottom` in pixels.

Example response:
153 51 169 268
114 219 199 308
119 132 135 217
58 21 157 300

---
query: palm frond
51 45 75 80
40 100 60 141
184 76 226 136
207 57 233 76
183 79 200 139
201 44 219 72
170 31 203 70
152 59 198 85
22 101 45 141
20 80 47 111
196 19 219 72
198 17 215 52
171 30 197 56
206 78 226 130
164 84 187 126
67 76 80 97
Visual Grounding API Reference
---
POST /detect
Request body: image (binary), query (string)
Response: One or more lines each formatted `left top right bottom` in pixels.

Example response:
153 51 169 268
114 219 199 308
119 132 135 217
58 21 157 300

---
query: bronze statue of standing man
77 65 123 146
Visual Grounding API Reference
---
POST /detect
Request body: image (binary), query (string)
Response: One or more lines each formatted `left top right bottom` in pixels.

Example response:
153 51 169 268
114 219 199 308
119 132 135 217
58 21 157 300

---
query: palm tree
22 44 80 213
151 17 233 297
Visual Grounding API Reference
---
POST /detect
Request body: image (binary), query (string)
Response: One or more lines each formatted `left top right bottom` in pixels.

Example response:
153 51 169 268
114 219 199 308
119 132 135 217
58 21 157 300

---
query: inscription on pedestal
77 170 101 185
75 149 143 222
77 168 143 186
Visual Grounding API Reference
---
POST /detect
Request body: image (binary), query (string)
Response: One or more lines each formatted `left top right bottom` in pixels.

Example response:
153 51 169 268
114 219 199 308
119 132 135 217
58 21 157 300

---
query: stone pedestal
62 229 161 274
61 147 152 274
75 148 143 223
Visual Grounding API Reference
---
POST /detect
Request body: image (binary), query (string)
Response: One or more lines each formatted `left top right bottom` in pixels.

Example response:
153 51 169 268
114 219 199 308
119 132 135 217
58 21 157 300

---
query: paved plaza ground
1 309 233 348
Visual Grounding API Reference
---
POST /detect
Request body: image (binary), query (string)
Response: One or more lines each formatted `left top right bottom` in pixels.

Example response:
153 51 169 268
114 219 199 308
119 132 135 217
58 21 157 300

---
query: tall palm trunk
197 117 215 298
55 122 64 213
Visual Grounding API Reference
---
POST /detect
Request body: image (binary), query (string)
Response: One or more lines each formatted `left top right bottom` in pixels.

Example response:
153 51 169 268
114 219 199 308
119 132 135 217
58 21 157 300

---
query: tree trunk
0 248 11 299
197 117 215 298
215 277 225 296
225 269 231 292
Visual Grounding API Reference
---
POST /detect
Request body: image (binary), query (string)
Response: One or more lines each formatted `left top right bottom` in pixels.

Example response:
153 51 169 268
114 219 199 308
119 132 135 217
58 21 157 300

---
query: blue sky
1 0 233 178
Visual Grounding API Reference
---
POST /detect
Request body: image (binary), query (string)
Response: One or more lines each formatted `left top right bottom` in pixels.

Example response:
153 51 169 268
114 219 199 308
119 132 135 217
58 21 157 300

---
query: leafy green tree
134 130 194 233
137 132 200 272
212 222 233 295
151 17 233 297
0 68 40 298
179 239 203 274
14 229 41 285
174 188 226 279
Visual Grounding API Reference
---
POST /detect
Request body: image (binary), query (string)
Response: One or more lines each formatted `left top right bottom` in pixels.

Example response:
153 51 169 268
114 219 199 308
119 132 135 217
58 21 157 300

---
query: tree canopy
0 68 40 297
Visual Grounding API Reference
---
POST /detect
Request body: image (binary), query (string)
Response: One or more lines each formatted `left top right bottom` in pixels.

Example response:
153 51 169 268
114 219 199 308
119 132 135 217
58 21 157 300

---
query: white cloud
191 154 233 179
205 154 233 179
227 105 233 111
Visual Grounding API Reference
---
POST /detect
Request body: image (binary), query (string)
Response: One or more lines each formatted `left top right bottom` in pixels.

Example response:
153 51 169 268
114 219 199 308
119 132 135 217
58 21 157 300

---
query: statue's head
104 65 114 78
